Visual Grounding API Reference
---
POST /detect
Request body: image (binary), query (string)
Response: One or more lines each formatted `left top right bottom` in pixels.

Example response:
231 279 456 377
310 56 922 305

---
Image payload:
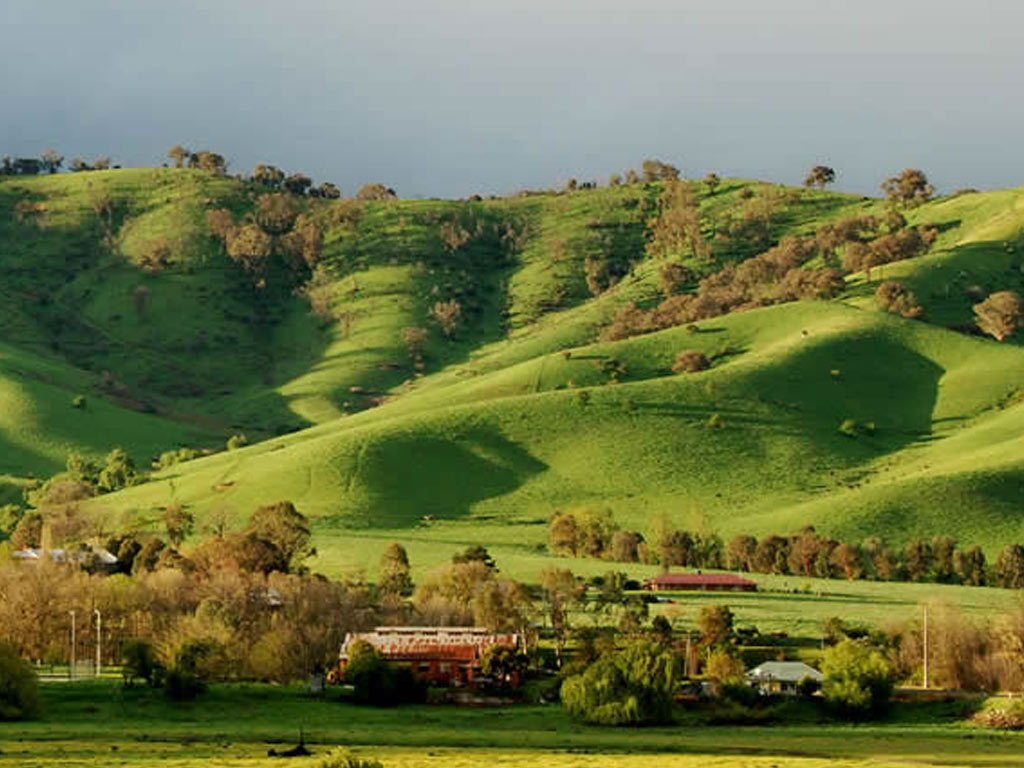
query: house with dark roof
337 626 519 687
642 572 757 592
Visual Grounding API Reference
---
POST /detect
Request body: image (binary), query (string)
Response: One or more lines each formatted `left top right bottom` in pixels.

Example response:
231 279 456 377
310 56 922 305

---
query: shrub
226 433 248 451
561 641 679 725
974 701 1024 730
122 640 162 687
344 641 426 706
838 419 859 437
0 644 40 720
673 350 710 374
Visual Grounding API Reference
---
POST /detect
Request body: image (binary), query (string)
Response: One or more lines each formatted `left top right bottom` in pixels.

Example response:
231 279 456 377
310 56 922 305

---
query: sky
1 0 1022 198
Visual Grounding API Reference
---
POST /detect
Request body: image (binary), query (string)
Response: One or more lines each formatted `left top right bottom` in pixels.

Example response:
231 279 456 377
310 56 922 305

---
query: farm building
745 661 823 695
642 572 757 592
337 626 519 687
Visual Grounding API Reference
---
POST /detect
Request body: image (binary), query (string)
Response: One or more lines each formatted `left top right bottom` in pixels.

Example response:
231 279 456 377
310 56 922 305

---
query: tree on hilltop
252 164 285 189
641 159 680 183
881 168 933 207
167 145 188 169
357 182 397 200
39 148 63 174
804 165 836 189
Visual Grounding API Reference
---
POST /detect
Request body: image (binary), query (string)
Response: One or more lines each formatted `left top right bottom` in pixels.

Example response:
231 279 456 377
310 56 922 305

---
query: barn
642 572 757 592
338 626 519 687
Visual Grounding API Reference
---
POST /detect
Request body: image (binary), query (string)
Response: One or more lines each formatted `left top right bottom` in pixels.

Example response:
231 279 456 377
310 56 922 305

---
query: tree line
547 510 1024 588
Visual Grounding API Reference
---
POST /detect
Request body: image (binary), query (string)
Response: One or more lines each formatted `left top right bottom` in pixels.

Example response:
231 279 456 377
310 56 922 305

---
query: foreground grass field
3 682 1023 767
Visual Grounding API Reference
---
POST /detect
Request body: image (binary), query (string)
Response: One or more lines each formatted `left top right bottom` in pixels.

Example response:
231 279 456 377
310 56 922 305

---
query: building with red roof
338 626 518 687
643 572 757 592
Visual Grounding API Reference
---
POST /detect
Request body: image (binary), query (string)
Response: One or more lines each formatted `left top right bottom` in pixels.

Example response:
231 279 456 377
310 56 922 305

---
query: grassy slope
5 170 1024 586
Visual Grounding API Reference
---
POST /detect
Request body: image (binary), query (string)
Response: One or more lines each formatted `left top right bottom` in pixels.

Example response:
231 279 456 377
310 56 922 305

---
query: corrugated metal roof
746 661 823 682
651 573 756 586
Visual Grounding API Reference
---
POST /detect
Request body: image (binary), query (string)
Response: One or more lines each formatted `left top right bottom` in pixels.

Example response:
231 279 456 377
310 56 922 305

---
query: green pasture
2 682 1023 767
4 170 1024 582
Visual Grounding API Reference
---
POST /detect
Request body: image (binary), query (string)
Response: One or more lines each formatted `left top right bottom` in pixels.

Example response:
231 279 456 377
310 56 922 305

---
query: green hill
2 167 1024 580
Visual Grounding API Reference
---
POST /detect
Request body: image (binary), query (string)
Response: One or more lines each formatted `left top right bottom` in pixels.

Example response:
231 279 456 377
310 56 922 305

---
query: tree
480 644 528 688
704 172 721 194
753 534 790 574
0 504 23 539
92 156 111 171
548 512 579 556
39 148 63 174
954 545 986 587
672 350 709 374
561 641 679 725
876 281 924 319
227 224 273 276
343 640 425 706
121 640 162 687
821 639 895 717
804 165 836 189
254 193 299 235
830 542 865 581
0 643 40 720
705 648 745 683
378 542 413 597
881 168 933 207
974 291 1024 341
316 182 341 199
247 501 313 572
283 173 312 196
995 544 1024 589
608 530 642 563
452 545 496 569
697 604 734 647
206 208 235 244
400 326 429 359
98 447 141 493
252 164 284 189
658 528 694 568
430 299 462 339
903 538 933 582
163 505 195 548
471 578 532 634
195 152 227 176
931 536 958 583
726 534 757 571
641 159 680 183
357 183 396 200
167 145 188 169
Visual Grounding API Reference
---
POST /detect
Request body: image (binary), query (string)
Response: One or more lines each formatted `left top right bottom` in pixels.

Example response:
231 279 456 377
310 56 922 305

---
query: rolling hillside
2 167 1024 579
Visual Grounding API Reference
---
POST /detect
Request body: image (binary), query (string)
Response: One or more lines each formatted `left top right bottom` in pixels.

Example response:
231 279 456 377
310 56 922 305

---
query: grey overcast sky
1 0 1021 198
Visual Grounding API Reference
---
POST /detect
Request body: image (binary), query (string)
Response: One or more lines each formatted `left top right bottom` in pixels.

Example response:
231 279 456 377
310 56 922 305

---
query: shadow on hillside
844 233 1024 331
351 426 547 528
723 333 943 455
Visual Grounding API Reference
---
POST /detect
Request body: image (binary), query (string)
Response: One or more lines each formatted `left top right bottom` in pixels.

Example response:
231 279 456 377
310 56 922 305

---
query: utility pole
94 609 102 679
923 603 930 689
69 610 76 681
